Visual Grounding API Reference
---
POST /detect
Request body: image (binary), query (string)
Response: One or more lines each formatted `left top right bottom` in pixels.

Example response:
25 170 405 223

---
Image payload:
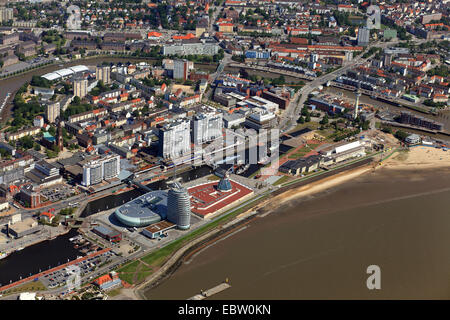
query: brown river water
145 166 450 299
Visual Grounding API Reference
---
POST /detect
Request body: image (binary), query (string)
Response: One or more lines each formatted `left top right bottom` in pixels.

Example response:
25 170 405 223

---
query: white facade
335 140 361 154
193 112 223 145
158 119 191 159
82 154 121 186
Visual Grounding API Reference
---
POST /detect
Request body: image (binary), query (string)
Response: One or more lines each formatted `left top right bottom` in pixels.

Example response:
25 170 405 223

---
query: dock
187 282 231 300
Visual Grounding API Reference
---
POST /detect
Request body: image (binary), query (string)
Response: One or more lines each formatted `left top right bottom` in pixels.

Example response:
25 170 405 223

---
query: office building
167 182 191 230
73 78 88 98
173 59 189 80
18 184 41 208
82 154 121 187
158 119 191 159
96 65 111 84
192 112 223 145
357 27 370 46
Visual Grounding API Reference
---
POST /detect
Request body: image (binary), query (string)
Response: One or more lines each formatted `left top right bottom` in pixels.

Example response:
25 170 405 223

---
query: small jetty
188 279 231 300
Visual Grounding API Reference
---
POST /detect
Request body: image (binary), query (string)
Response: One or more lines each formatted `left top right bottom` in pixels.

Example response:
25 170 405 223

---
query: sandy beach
383 147 450 169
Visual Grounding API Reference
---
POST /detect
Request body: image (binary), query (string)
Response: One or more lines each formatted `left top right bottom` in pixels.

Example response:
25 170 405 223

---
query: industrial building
8 216 41 238
41 65 90 82
92 225 122 243
319 140 366 163
279 155 322 176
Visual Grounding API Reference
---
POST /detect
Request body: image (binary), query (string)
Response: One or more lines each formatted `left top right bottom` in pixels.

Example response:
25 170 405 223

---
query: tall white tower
353 91 361 120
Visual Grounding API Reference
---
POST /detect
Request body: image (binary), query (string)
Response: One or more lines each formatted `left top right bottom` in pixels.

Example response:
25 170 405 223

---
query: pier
187 281 231 300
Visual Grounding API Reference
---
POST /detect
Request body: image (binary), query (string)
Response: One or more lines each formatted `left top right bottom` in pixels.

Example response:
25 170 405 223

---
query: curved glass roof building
114 190 168 227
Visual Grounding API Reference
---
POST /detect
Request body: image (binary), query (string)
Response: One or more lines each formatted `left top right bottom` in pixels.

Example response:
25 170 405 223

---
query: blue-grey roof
114 190 168 227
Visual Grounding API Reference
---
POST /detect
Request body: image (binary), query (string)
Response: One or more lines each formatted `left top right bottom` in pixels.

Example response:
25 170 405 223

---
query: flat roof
188 179 253 217
144 220 175 234
70 65 89 73
42 72 60 81
55 69 74 77
9 217 38 234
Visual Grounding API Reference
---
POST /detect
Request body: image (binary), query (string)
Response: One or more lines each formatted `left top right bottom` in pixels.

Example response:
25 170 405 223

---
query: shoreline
131 148 450 300
129 160 376 300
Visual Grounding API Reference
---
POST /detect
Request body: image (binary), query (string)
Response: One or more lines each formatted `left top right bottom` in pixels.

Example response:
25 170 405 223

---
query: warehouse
8 217 41 238
92 225 122 243
279 155 321 176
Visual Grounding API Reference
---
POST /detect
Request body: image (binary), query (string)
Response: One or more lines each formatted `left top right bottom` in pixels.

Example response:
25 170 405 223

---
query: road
277 39 402 133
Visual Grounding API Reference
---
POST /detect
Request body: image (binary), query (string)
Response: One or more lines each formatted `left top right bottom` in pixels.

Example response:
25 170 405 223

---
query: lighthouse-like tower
56 118 64 151
353 91 361 120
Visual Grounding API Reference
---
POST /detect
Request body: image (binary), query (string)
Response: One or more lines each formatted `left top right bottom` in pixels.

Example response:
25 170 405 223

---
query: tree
72 96 81 105
320 114 329 125
394 130 409 141
305 114 311 122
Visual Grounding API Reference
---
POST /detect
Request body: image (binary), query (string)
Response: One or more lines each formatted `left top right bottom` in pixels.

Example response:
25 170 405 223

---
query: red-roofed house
40 212 55 223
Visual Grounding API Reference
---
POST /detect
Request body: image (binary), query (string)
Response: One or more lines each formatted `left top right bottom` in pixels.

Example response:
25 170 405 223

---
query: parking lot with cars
39 250 116 289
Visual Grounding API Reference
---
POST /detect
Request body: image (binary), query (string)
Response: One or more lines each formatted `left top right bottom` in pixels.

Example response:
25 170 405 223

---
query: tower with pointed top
353 91 361 120
56 118 64 151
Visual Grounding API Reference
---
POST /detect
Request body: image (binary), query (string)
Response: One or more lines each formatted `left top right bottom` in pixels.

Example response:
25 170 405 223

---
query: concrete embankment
188 282 231 300
134 158 375 299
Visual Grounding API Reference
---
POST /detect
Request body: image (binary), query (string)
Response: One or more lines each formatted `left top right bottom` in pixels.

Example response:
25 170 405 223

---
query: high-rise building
192 112 223 145
158 119 191 159
167 182 191 230
96 65 111 84
82 154 121 187
173 59 189 80
103 155 121 180
44 101 60 124
357 27 370 46
73 78 88 98
0 7 13 23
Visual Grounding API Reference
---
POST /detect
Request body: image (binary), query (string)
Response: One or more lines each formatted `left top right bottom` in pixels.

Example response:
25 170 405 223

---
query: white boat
16 247 24 251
